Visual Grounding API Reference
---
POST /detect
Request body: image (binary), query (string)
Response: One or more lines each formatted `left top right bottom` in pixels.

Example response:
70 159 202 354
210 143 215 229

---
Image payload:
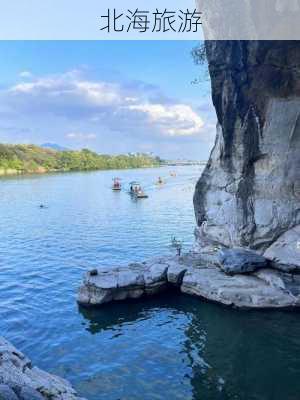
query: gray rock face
0 385 18 400
264 225 300 271
0 337 85 400
218 248 268 274
181 265 298 308
194 41 300 256
166 261 187 286
78 261 171 306
19 386 44 400
254 269 286 290
78 254 300 309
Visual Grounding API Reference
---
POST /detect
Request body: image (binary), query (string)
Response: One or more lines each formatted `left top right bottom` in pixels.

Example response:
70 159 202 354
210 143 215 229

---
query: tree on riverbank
0 144 161 175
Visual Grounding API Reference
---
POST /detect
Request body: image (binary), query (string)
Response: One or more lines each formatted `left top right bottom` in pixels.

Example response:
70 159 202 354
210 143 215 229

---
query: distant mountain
41 143 69 152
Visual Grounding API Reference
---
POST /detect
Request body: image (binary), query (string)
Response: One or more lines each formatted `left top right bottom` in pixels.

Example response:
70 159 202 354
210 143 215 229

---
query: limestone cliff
194 41 300 267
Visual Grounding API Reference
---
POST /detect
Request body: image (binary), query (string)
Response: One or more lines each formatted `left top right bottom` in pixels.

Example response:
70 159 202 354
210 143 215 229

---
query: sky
0 41 216 160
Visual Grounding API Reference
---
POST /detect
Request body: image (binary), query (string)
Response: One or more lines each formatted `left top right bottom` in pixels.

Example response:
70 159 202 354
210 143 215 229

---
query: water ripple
1 167 300 400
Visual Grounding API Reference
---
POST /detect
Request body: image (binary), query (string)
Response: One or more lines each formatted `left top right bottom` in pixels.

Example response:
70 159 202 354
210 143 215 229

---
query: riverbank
0 144 161 177
0 164 162 178
0 167 49 177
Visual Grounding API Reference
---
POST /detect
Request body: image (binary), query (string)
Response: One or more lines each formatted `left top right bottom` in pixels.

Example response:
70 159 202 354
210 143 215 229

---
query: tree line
0 144 161 174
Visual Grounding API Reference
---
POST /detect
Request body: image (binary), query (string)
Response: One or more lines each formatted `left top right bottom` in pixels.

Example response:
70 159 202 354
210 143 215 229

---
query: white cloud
128 104 204 136
10 75 123 107
19 71 33 79
66 132 97 140
4 71 212 140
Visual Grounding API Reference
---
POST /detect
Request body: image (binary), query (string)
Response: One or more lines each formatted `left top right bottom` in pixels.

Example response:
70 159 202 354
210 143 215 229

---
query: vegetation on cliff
0 144 161 175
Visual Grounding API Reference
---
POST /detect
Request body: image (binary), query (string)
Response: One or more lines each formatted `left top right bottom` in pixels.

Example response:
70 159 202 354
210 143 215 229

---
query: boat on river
129 182 148 198
112 177 122 191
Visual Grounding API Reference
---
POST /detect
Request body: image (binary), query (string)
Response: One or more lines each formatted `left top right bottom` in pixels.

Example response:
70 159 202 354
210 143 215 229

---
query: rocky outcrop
77 253 300 309
264 225 300 271
0 337 85 400
77 42 300 311
78 259 173 306
194 41 300 270
181 265 298 308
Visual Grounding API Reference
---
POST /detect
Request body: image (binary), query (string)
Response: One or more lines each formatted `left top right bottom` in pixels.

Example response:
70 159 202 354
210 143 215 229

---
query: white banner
0 0 299 40
0 0 203 40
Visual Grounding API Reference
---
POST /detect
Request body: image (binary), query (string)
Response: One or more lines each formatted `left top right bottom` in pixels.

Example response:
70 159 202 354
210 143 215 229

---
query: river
1 166 300 400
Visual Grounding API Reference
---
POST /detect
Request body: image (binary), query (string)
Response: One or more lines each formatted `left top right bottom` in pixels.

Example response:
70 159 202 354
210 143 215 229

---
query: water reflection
78 300 156 335
1 166 300 400
79 294 300 400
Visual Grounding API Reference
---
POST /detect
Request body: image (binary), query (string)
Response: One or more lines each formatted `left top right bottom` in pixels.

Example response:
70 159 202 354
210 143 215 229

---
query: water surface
0 166 300 400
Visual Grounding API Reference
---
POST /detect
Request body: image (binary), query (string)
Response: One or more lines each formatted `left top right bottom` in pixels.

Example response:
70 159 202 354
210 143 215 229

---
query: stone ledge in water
181 265 299 309
0 337 85 400
77 260 175 306
77 253 300 309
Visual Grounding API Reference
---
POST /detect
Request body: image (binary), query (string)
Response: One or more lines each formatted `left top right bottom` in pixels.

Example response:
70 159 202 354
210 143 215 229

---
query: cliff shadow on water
78 292 300 400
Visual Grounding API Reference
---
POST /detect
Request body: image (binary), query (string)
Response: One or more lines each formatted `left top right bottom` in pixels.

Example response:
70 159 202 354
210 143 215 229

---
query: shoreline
0 337 85 400
0 164 163 178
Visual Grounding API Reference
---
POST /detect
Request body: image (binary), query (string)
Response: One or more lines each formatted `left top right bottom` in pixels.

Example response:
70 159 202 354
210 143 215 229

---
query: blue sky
0 41 216 160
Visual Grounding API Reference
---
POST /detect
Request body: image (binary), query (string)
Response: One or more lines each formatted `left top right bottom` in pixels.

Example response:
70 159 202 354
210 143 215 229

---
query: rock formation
78 41 300 310
0 337 85 400
77 252 300 309
194 41 300 271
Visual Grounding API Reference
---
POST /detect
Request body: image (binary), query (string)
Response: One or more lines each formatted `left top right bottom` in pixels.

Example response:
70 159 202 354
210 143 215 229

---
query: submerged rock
77 253 300 309
0 337 85 400
218 248 268 274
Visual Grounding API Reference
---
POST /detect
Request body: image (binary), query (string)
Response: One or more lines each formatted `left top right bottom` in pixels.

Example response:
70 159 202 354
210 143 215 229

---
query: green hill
0 144 161 176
